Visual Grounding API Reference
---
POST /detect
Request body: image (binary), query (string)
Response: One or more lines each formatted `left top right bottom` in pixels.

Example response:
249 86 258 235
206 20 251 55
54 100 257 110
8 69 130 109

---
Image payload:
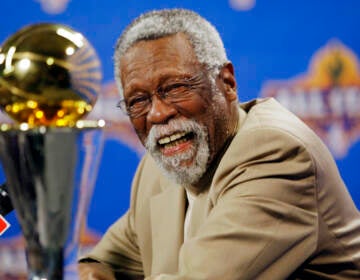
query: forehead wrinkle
124 69 197 96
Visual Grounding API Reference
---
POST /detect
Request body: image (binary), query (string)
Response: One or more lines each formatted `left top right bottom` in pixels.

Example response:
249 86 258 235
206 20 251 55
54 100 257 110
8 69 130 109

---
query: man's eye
163 83 188 96
128 96 149 108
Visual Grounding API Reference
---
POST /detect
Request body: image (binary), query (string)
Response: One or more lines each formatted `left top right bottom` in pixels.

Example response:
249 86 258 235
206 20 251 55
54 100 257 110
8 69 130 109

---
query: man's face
119 33 234 187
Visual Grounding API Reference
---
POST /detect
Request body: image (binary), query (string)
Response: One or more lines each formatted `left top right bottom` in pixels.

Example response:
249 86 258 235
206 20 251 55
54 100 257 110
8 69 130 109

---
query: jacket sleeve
80 156 149 278
148 127 319 280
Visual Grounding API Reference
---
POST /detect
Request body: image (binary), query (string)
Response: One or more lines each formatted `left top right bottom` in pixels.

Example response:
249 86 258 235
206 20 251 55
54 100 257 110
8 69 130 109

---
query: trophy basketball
0 23 104 279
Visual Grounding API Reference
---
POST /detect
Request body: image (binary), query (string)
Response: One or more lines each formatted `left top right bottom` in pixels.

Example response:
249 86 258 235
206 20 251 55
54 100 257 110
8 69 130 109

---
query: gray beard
145 118 209 187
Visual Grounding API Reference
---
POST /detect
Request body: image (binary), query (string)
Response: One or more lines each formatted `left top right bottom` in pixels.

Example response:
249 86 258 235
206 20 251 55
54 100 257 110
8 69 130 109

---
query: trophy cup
0 23 104 279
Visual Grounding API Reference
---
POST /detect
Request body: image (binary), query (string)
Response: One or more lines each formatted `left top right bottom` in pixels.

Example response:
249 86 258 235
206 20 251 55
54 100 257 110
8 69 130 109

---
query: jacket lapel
150 178 186 275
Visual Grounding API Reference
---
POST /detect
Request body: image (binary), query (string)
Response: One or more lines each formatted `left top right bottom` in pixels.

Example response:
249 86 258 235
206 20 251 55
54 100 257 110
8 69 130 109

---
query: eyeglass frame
116 71 209 119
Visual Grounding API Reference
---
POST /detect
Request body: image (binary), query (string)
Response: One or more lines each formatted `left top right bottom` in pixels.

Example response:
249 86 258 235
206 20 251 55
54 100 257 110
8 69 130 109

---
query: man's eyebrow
124 82 149 95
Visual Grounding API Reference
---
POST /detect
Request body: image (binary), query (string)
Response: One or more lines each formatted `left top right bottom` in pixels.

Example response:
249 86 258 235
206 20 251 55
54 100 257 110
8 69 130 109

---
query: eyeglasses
117 73 206 119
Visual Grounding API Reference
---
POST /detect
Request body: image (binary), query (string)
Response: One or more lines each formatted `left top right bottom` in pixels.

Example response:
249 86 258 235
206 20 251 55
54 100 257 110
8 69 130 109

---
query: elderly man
79 8 360 279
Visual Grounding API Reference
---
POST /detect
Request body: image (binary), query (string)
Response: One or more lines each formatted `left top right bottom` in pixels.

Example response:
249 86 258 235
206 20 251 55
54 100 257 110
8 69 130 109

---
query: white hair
114 8 228 99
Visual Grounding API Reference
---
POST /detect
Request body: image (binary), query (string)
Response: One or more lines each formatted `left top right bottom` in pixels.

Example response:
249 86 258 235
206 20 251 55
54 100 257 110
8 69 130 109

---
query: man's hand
78 262 116 280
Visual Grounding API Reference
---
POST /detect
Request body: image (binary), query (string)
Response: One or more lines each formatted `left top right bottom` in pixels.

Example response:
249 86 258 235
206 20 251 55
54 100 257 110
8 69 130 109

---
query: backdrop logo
261 40 360 158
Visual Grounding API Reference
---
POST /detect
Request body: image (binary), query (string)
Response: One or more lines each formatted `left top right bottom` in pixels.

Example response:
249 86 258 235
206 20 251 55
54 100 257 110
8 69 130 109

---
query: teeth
158 136 170 145
163 137 188 148
158 132 186 145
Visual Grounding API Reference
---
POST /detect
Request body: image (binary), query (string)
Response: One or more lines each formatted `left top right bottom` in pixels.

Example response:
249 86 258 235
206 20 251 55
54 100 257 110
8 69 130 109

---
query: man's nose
146 95 177 124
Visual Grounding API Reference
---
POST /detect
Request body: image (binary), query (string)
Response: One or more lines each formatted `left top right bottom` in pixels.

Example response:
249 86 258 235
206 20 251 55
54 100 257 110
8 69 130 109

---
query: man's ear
218 62 237 102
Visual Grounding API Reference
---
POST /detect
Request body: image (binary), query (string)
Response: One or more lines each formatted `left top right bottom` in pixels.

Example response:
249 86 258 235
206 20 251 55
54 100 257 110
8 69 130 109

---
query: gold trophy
0 23 104 279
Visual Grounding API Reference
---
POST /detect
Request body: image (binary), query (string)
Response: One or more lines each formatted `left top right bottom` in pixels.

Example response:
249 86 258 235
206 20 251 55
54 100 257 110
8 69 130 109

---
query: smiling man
79 9 360 279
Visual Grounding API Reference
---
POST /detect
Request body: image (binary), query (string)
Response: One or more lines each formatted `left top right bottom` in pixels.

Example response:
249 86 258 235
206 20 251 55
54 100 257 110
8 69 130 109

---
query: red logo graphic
0 214 10 235
261 40 360 158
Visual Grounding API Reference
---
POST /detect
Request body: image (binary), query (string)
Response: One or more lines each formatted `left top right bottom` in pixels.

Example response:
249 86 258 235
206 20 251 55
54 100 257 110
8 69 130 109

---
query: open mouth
157 131 195 149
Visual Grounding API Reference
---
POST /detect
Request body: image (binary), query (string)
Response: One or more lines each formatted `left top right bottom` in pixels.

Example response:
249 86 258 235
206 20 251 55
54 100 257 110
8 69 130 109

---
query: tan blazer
85 98 360 279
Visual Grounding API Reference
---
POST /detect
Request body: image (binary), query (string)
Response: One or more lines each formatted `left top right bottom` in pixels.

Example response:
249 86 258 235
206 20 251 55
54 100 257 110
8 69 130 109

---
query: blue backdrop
0 0 359 276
